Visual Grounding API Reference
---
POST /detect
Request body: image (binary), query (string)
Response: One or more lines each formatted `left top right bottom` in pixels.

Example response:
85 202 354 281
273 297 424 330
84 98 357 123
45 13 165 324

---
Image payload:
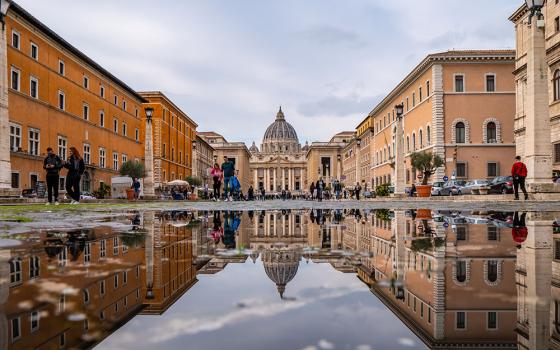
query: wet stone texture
0 205 558 349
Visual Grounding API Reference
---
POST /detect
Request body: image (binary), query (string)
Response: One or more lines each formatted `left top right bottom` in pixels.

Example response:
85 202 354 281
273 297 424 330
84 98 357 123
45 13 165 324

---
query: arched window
456 261 467 283
406 136 410 152
427 125 431 145
419 130 423 148
455 122 466 143
487 260 498 283
412 133 416 151
486 122 497 143
554 70 560 101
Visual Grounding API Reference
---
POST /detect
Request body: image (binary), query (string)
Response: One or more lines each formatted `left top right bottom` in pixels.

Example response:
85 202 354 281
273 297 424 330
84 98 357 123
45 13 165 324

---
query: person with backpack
221 156 235 201
43 147 63 205
511 156 528 200
64 146 85 204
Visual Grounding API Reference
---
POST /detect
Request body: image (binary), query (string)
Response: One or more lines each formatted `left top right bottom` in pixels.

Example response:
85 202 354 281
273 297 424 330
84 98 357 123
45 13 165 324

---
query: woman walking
210 163 223 201
64 146 85 204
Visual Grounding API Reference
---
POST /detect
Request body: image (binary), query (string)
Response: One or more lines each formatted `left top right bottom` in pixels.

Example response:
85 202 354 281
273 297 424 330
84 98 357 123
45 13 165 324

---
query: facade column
395 114 406 195
254 168 258 188
337 156 342 181
431 64 446 181
273 168 277 192
265 168 269 192
355 142 361 185
143 115 156 199
282 168 286 191
523 19 556 192
0 1 18 196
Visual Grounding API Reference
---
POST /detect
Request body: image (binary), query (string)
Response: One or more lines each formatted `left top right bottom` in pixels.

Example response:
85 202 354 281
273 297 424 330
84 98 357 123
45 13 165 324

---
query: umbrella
167 179 189 186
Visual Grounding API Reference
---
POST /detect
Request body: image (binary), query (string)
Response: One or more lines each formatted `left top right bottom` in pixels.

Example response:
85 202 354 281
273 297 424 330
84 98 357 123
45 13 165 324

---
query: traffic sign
443 175 449 182
443 222 449 228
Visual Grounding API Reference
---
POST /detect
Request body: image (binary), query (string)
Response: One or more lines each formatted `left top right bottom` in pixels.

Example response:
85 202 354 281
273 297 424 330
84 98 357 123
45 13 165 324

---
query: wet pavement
0 205 558 349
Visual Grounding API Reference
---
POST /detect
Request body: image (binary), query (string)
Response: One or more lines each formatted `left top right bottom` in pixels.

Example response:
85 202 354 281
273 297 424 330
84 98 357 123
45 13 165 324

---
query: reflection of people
222 211 240 248
512 211 528 247
211 212 224 243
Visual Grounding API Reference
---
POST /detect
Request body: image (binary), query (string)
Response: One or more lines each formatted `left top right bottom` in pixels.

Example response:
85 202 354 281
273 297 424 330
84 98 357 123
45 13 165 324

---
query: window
122 122 127 136
163 143 167 158
10 258 22 285
123 270 128 284
419 130 423 148
427 125 431 145
58 60 65 75
114 274 119 289
23 77 37 103
29 256 40 278
122 100 126 111
30 310 40 332
84 242 91 262
135 128 139 142
28 128 39 156
83 103 89 120
113 152 118 170
11 317 21 341
100 111 105 127
11 30 20 49
83 75 89 89
486 74 496 92
99 148 106 168
412 133 416 151
487 225 498 241
419 87 423 101
556 17 560 32
9 123 21 151
83 289 90 304
406 136 410 152
487 260 498 283
406 97 409 111
83 144 90 164
100 281 106 298
114 95 118 105
100 85 105 98
427 81 430 95
454 75 464 92
113 237 119 255
135 108 138 117
555 143 560 163
113 118 118 133
10 67 20 91
456 312 466 329
456 261 467 282
58 90 65 110
122 154 127 164
487 162 498 177
457 162 467 178
58 246 67 266
412 92 416 107
58 136 67 159
455 122 466 143
59 333 66 348
486 122 497 143
487 312 497 330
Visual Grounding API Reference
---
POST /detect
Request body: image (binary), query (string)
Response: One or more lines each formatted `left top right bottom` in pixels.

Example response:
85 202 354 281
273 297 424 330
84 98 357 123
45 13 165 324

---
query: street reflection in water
0 209 557 349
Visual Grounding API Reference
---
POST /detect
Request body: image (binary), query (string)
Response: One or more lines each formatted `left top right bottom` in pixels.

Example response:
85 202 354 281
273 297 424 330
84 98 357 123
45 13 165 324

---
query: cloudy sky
17 0 519 146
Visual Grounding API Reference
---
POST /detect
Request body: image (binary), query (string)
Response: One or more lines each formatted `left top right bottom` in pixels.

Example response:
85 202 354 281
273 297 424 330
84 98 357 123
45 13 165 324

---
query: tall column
394 115 406 194
253 168 258 188
282 168 286 191
523 19 555 192
265 168 269 191
0 2 18 196
355 143 361 185
273 168 277 192
143 116 156 199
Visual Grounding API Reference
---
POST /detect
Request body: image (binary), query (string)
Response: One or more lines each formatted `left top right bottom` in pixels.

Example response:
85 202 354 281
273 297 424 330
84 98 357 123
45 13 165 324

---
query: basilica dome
263 107 299 143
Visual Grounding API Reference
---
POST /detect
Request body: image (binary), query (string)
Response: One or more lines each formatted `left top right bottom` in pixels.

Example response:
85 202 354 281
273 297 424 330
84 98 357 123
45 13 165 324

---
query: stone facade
193 134 214 188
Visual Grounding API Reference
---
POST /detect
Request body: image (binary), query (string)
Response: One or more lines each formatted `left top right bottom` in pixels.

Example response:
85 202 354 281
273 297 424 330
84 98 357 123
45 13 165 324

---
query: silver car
440 180 467 196
460 179 490 194
431 182 446 196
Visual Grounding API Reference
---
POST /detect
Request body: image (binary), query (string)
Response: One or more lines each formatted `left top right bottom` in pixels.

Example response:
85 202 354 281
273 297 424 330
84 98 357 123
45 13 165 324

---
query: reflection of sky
98 259 426 350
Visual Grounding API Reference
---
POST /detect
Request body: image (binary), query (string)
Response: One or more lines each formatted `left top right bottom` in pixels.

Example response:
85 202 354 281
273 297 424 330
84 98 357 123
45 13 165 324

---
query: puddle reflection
0 209 557 349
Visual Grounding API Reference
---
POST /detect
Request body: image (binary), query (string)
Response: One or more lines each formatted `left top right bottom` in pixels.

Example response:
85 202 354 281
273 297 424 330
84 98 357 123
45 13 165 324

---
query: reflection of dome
262 247 302 298
263 107 299 143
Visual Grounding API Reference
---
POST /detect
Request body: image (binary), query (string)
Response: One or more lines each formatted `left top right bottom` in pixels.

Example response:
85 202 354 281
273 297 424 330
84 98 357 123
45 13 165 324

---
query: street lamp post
0 0 18 197
394 103 406 195
143 107 156 199
191 140 197 181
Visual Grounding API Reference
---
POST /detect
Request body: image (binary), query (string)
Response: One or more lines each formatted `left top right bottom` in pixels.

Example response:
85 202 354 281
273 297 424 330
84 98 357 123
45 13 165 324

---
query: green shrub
186 176 203 187
376 183 391 197
119 161 146 179
92 182 111 199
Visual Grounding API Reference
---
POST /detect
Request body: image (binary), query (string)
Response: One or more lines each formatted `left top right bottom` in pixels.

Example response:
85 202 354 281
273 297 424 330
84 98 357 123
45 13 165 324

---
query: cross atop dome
276 106 285 120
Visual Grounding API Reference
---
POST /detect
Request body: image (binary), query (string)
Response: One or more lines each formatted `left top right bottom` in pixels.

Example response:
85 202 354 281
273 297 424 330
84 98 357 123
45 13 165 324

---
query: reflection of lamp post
394 103 405 195
0 0 17 197
143 107 156 199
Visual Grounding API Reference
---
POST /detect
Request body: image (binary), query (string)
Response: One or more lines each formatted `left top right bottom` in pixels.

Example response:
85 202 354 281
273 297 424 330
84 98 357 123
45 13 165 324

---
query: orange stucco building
139 92 197 188
5 3 147 193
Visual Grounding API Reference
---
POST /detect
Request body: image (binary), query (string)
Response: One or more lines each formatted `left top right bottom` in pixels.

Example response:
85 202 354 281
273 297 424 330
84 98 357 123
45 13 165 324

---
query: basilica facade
249 107 309 193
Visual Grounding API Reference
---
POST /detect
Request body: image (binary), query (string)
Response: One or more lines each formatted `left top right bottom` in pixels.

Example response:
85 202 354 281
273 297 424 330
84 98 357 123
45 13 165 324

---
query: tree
119 160 146 179
186 176 203 187
410 151 444 185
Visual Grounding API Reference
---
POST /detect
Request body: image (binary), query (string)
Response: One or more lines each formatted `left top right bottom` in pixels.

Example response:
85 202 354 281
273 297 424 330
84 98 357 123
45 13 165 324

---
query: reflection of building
140 92 198 187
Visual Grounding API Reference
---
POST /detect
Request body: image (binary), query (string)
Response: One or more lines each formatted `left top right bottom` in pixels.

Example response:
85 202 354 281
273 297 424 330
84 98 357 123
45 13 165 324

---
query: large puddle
0 209 557 349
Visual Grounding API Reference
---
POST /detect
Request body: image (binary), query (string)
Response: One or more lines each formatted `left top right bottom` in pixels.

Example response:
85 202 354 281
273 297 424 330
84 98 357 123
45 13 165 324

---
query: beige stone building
198 131 251 190
306 131 354 187
350 50 516 190
192 134 214 188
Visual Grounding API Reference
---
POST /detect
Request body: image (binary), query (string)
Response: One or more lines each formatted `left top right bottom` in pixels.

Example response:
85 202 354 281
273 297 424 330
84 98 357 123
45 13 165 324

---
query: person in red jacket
511 156 528 200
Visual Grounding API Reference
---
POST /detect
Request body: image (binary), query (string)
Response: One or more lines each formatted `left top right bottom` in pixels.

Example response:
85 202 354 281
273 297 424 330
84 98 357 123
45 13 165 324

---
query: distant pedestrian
64 146 85 204
221 156 235 201
260 186 266 201
511 156 528 200
210 163 223 201
248 186 255 200
203 183 209 200
310 182 316 200
354 182 362 200
316 178 325 202
43 147 63 205
334 180 342 201
132 177 141 199
409 183 416 198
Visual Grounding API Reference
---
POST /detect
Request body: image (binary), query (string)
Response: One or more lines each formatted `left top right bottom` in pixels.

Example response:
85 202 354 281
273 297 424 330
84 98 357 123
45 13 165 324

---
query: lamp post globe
395 103 404 118
144 107 154 122
525 0 545 10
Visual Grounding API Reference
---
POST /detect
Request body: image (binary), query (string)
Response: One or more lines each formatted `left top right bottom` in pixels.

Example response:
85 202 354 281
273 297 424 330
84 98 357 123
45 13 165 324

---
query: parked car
487 176 514 194
441 180 467 196
461 179 490 194
431 182 445 196
80 191 97 200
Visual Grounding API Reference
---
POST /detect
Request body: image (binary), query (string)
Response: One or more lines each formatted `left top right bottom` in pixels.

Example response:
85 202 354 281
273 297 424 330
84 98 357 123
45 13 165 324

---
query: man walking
43 147 62 205
221 156 235 201
511 156 528 200
355 182 362 201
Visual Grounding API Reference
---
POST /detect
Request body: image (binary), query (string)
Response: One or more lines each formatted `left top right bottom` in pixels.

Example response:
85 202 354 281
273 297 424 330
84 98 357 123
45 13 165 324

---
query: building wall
6 14 145 192
194 135 214 188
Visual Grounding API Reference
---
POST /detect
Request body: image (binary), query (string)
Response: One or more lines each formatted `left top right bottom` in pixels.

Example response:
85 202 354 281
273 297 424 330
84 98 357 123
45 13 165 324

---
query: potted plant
410 151 444 197
119 161 146 200
186 176 203 200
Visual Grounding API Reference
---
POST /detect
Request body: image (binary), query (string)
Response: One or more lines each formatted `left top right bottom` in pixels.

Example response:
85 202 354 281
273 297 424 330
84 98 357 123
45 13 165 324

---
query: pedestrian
43 147 63 205
409 183 416 198
310 182 315 200
210 163 223 201
132 177 141 200
248 185 255 201
221 156 235 201
260 186 266 201
355 182 362 201
316 178 325 202
231 170 242 201
511 156 528 200
203 183 209 200
334 180 342 201
64 146 85 204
